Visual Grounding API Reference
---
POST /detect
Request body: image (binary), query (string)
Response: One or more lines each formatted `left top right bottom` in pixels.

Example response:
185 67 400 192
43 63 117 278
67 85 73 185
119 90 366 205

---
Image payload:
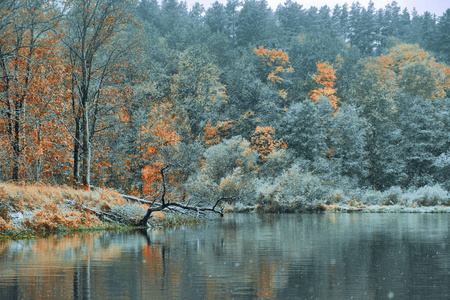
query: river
1 213 449 299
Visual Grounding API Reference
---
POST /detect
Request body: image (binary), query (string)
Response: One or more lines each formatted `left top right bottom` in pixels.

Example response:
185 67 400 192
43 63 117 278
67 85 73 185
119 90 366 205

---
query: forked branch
136 164 235 226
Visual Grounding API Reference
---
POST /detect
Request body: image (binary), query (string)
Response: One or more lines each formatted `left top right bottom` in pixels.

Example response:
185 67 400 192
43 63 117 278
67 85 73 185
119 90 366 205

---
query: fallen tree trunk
91 164 235 227
64 199 123 223
136 196 234 226
136 164 234 226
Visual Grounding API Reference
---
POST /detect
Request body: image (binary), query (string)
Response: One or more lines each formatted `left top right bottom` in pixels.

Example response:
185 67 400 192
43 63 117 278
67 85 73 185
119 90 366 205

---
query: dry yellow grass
0 182 127 235
152 211 166 219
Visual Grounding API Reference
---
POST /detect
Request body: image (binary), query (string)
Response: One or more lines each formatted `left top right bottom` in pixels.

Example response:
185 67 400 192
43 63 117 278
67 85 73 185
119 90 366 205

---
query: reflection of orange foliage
205 277 223 299
202 120 232 146
251 126 287 161
310 61 339 109
142 244 164 284
0 232 125 299
257 260 275 299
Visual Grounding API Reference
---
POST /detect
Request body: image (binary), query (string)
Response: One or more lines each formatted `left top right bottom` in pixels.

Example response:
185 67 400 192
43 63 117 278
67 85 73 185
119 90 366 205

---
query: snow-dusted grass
0 182 139 238
230 183 450 214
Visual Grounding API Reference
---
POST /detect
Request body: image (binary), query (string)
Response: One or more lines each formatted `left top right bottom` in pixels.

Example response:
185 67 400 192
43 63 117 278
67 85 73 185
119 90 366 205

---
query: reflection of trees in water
0 232 146 299
0 214 449 299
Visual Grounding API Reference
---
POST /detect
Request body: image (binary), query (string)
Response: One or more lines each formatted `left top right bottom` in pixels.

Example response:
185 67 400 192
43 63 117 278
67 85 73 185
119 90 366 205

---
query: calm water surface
0 213 449 299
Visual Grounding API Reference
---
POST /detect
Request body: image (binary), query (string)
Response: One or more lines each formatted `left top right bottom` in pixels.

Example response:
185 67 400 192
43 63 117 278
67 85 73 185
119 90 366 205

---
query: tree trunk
12 107 21 181
81 105 90 190
73 116 80 184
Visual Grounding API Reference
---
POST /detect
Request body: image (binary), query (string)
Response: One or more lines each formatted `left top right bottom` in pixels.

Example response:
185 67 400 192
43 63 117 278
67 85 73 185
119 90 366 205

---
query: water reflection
0 214 449 299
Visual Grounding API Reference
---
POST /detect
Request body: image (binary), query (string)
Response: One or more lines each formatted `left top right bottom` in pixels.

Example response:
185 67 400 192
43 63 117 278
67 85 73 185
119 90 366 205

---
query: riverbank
223 202 450 214
0 182 131 239
2 182 450 240
0 182 191 239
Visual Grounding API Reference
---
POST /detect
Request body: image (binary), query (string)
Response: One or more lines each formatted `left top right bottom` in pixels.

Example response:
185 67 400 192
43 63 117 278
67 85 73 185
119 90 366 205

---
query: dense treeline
0 0 449 208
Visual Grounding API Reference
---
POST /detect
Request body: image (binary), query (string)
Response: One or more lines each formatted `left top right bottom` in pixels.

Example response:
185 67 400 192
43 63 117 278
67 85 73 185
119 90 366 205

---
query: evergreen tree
276 0 307 37
398 96 449 187
205 1 228 34
435 9 450 64
236 0 271 46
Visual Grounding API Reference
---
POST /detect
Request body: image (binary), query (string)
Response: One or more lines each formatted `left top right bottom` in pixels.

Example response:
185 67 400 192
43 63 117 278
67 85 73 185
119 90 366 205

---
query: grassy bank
224 202 450 214
0 182 214 240
0 183 149 239
3 182 450 240
223 198 450 214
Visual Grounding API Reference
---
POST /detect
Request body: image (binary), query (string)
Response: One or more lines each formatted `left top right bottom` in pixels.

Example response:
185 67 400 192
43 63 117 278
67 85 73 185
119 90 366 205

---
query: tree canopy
1 0 449 201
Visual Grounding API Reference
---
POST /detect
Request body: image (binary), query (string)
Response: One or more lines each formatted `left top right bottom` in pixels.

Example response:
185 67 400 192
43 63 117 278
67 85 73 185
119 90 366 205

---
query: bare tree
60 0 135 188
0 0 62 181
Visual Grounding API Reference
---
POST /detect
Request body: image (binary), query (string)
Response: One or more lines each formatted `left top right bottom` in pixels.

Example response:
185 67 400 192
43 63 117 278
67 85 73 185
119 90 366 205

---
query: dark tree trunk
73 116 80 184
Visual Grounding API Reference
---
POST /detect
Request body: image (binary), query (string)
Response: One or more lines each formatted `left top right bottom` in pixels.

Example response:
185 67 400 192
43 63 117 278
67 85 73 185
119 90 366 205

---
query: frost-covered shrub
184 172 218 205
184 136 259 204
257 148 293 179
433 151 450 190
357 189 384 205
382 186 403 205
203 136 258 183
110 203 146 225
325 190 347 205
256 164 327 211
217 167 256 202
403 185 449 206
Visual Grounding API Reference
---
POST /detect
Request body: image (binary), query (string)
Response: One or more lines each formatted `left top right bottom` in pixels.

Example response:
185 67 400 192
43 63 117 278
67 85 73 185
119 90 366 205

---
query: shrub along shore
1 182 450 239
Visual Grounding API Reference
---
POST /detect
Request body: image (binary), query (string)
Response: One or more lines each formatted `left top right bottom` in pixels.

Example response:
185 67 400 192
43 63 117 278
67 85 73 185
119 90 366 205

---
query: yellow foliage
369 43 450 100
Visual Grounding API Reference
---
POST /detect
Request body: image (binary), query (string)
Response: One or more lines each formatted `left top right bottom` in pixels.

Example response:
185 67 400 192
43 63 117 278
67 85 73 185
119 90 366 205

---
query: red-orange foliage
0 3 72 182
310 61 340 109
202 120 232 146
251 126 287 161
139 99 183 196
254 46 293 98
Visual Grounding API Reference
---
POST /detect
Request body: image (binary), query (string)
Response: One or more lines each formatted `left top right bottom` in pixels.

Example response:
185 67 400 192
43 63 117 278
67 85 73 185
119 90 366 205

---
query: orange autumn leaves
254 46 293 98
140 99 182 196
254 46 340 108
254 46 293 84
0 4 72 181
202 121 232 146
251 126 286 161
373 44 450 100
310 61 340 110
0 0 136 184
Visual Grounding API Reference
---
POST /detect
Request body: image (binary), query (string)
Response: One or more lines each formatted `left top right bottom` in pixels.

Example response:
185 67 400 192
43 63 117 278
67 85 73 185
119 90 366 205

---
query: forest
0 0 450 212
